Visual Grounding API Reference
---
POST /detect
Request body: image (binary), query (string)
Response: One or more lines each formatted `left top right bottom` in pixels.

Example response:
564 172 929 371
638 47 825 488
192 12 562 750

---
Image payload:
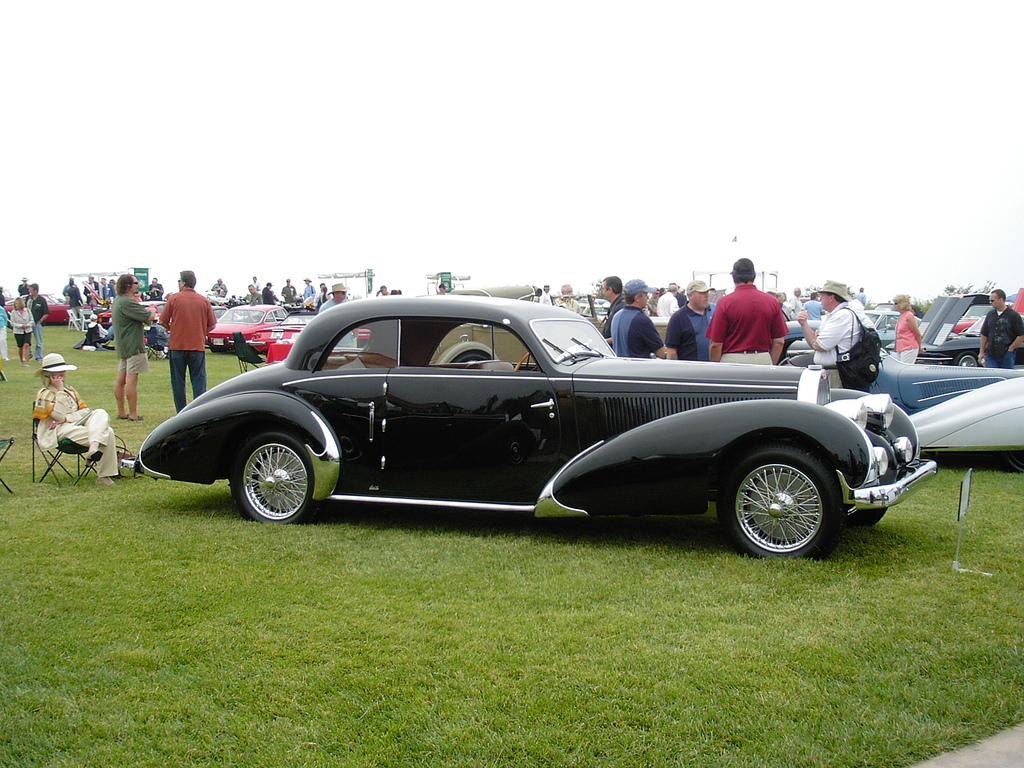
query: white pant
893 349 919 365
0 330 7 360
49 409 118 478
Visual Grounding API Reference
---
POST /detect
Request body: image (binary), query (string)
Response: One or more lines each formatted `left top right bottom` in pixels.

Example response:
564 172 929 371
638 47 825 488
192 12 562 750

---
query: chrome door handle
368 402 375 442
530 399 555 409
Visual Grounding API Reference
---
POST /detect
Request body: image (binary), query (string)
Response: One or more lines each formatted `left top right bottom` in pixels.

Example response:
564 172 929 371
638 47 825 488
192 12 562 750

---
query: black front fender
139 391 340 495
536 399 873 517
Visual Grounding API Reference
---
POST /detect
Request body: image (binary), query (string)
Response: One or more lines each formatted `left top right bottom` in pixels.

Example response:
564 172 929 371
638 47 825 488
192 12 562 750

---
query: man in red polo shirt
707 258 788 365
161 270 218 412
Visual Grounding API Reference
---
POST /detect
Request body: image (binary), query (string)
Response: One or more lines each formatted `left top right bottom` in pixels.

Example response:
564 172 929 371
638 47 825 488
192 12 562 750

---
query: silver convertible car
138 297 936 559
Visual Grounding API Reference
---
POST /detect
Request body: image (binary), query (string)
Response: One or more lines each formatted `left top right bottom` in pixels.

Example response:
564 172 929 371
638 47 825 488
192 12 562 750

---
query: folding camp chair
32 419 97 486
0 437 13 493
233 332 265 373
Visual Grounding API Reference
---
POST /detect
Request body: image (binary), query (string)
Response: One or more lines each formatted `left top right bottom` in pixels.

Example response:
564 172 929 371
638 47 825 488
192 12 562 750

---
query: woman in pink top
893 294 923 364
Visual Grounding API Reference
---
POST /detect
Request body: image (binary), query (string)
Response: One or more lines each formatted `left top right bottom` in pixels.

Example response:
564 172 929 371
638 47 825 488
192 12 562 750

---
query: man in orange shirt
161 270 218 412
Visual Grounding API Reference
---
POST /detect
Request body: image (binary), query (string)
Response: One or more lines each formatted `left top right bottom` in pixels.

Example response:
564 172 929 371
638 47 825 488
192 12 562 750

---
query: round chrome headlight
872 446 890 478
892 436 915 464
824 398 868 429
860 394 895 429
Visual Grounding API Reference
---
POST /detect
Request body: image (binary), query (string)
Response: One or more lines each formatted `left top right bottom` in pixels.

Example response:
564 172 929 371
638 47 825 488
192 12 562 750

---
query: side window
320 319 399 371
399 319 532 370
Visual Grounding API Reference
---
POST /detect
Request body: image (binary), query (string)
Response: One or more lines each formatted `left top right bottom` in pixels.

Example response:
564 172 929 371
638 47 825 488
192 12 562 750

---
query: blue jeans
985 350 1017 369
33 322 44 361
169 350 208 412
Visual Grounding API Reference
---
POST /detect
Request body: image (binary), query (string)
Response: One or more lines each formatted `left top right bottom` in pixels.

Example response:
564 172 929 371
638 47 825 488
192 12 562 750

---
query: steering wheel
514 351 532 371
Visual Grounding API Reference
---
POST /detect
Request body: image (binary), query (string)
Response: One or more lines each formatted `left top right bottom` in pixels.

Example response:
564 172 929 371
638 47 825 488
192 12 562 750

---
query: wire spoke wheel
720 443 845 559
735 463 822 553
243 443 308 519
231 432 316 523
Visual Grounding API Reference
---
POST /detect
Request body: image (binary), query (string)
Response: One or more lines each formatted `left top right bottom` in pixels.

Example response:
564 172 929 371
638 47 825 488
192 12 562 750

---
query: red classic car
96 301 165 330
207 305 289 352
264 313 317 363
5 294 71 325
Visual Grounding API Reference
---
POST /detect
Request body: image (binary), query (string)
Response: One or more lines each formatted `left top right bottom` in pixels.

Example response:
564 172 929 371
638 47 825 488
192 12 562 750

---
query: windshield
221 308 267 325
530 317 613 364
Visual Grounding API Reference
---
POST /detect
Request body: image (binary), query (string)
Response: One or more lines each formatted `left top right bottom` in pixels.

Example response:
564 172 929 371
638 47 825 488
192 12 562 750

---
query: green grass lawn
1 326 1022 767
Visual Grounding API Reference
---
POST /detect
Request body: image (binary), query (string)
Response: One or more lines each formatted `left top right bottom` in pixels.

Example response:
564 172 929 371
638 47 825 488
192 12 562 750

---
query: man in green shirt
112 274 158 421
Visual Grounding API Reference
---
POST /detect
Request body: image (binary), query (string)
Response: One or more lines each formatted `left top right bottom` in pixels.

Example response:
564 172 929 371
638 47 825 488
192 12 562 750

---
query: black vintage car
139 296 936 559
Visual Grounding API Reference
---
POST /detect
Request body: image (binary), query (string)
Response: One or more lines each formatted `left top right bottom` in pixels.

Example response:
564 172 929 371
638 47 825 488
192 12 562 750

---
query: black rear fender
139 392 339 487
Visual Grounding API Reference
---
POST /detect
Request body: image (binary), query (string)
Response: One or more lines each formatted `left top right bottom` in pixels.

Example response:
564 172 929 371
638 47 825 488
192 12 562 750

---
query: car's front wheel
847 508 888 526
952 350 978 367
231 431 317 523
719 443 846 559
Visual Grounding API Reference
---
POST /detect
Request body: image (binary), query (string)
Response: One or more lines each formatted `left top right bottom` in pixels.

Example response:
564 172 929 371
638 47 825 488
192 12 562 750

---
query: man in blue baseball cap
609 278 668 359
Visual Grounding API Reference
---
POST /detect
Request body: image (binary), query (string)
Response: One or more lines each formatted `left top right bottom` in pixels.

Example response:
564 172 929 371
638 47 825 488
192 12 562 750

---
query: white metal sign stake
953 469 993 577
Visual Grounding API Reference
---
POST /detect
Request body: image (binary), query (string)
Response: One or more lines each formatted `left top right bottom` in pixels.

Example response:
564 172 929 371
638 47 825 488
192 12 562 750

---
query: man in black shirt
601 275 624 344
28 283 49 362
979 289 1024 369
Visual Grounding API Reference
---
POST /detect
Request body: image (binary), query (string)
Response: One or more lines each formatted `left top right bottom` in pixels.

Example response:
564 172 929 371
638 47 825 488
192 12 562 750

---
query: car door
283 319 397 496
381 318 563 504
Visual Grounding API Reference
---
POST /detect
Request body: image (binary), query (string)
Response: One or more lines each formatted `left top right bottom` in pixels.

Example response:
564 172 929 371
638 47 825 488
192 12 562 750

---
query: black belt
733 350 769 354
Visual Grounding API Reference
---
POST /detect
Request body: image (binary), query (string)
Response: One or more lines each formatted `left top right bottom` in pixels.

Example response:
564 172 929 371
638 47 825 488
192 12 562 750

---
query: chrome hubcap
736 464 822 553
243 443 308 520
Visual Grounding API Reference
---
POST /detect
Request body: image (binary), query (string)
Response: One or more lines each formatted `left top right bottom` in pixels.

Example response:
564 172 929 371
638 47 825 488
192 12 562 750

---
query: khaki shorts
119 352 149 375
720 351 773 365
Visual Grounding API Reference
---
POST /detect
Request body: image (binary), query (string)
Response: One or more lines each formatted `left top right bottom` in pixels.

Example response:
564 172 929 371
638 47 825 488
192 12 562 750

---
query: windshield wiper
543 337 606 364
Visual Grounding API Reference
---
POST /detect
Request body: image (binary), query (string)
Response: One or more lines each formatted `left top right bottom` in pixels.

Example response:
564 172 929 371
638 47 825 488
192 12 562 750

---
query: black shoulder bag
836 309 881 391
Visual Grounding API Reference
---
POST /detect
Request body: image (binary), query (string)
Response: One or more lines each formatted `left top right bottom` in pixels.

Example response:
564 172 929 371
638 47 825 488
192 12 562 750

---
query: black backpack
836 309 882 391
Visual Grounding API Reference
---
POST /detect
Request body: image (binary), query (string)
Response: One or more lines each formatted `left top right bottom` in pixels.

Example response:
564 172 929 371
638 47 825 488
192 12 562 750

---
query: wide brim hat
331 282 349 293
36 352 77 376
821 279 854 302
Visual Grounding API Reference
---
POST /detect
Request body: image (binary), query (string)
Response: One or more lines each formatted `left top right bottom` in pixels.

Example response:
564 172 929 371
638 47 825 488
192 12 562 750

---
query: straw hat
36 353 77 377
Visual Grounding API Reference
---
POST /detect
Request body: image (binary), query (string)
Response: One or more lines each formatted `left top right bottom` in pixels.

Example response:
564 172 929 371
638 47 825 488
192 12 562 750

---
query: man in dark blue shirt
610 279 667 359
667 279 715 361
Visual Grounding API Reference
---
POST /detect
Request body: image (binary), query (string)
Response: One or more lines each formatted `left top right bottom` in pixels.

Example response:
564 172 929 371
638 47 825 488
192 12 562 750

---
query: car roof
294 295 592 355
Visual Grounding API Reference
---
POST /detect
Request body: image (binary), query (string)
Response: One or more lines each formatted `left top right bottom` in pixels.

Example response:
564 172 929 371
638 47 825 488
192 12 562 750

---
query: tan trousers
720 352 773 365
52 409 118 478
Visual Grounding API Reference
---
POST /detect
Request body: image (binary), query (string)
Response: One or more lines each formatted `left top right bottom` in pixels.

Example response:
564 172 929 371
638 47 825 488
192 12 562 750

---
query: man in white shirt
797 279 870 387
657 283 680 317
539 285 553 305
789 287 804 315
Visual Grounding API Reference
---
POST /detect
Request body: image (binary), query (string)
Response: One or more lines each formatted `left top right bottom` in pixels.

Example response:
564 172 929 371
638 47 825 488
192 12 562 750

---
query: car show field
0 314 1021 768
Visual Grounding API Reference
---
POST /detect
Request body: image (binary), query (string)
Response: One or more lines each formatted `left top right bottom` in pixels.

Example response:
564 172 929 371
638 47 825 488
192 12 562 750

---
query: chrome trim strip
923 444 1024 452
137 458 170 480
838 460 937 509
323 494 535 514
306 410 341 501
797 367 826 404
534 442 603 518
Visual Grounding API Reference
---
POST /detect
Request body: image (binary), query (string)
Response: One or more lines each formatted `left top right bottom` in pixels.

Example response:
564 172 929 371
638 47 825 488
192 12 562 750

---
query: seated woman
33 353 119 486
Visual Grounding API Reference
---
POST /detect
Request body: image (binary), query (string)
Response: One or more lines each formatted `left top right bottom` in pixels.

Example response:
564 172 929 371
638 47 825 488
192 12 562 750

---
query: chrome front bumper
838 460 938 510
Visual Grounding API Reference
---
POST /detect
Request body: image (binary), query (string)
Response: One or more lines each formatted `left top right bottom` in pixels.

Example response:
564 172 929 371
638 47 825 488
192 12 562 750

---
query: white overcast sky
3 2 1022 302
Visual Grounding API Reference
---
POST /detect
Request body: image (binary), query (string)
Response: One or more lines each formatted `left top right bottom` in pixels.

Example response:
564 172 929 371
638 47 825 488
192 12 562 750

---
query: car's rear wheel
230 431 317 524
451 349 491 363
1004 451 1024 473
952 351 978 367
719 443 846 559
